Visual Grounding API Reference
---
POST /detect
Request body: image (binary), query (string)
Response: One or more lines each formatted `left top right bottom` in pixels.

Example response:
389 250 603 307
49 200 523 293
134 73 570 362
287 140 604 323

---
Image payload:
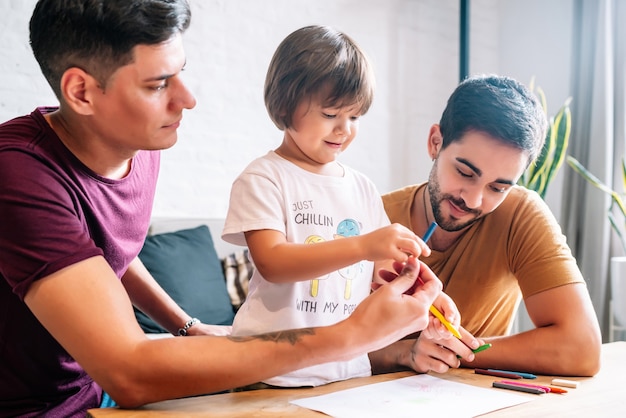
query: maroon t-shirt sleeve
0 148 104 298
0 108 159 300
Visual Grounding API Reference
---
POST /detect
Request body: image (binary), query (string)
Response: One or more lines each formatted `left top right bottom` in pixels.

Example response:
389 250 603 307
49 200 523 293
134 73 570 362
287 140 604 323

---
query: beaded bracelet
178 317 200 336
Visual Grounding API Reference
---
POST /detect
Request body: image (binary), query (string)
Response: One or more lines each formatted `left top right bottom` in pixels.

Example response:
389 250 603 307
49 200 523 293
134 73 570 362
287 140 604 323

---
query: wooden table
88 341 625 417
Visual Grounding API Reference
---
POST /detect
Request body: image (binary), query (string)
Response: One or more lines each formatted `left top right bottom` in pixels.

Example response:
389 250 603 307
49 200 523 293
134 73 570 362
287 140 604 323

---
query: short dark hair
439 74 547 164
29 0 192 99
264 25 375 131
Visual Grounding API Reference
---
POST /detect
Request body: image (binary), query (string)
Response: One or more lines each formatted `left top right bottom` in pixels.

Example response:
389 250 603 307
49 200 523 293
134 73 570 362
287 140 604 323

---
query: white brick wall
0 0 572 219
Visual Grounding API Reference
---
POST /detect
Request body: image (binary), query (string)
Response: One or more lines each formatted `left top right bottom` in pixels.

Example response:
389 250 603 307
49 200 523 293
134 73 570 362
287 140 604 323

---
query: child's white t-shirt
223 151 390 387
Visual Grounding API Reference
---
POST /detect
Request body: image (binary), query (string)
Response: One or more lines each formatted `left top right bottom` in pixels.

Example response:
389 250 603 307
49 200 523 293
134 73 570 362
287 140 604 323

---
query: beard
427 165 482 232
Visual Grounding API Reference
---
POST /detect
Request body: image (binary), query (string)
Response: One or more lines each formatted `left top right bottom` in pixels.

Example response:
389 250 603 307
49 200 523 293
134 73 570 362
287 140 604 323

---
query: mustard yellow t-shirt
382 183 584 337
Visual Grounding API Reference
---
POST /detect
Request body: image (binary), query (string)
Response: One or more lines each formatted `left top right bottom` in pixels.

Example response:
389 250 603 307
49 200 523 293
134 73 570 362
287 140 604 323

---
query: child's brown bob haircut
264 25 375 131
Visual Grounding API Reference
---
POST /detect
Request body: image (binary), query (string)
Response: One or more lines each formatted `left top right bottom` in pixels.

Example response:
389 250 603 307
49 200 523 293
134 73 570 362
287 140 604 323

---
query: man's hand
376 259 461 339
348 257 442 355
370 260 486 375
403 327 483 373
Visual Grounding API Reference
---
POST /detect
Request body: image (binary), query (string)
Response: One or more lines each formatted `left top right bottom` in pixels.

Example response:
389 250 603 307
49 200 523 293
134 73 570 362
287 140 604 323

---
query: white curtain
562 0 626 341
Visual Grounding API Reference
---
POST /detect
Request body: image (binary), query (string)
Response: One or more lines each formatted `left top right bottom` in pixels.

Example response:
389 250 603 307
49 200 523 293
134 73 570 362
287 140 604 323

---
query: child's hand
361 223 430 263
187 324 232 336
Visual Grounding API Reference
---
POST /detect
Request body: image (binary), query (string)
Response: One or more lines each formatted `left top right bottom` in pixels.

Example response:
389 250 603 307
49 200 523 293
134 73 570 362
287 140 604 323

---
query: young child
222 25 454 387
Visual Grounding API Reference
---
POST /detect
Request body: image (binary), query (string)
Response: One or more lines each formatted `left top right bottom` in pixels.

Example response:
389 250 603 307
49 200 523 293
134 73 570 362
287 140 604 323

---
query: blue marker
488 369 537 379
423 221 438 243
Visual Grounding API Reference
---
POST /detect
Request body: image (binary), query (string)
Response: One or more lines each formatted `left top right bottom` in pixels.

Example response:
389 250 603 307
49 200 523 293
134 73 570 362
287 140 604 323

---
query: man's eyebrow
456 157 515 185
144 60 187 82
144 74 173 82
457 157 482 176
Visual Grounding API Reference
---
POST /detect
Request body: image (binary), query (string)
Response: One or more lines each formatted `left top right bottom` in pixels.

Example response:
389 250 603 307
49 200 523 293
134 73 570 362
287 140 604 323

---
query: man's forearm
108 322 363 408
461 327 601 376
121 257 190 334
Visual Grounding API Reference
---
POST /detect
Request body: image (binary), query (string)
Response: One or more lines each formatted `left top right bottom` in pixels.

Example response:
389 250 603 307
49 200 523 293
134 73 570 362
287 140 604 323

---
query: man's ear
59 68 100 116
427 124 443 159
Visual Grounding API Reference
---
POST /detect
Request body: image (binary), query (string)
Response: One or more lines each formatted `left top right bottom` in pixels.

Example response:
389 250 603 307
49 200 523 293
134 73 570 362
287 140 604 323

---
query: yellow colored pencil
429 305 462 339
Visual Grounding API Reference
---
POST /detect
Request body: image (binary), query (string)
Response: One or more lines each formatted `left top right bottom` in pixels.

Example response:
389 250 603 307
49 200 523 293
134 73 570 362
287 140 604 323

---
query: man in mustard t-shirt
370 75 601 377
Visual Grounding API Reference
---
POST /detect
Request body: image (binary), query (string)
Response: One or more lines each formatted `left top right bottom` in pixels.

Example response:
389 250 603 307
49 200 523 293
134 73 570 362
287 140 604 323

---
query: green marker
457 343 492 359
472 343 492 354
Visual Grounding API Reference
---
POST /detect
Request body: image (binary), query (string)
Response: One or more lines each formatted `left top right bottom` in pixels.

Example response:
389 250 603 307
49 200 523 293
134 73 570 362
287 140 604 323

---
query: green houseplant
568 155 626 342
517 80 572 199
567 155 626 253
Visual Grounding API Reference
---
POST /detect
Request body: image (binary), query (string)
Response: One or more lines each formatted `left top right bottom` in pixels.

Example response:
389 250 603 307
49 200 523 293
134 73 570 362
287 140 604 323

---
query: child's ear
59 67 101 116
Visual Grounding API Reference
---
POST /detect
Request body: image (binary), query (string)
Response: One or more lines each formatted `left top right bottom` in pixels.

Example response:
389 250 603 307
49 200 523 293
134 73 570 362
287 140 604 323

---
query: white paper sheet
290 374 535 418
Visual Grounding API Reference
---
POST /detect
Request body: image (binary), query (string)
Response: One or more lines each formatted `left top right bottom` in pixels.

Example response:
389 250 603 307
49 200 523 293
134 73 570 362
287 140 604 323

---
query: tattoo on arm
227 328 315 345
